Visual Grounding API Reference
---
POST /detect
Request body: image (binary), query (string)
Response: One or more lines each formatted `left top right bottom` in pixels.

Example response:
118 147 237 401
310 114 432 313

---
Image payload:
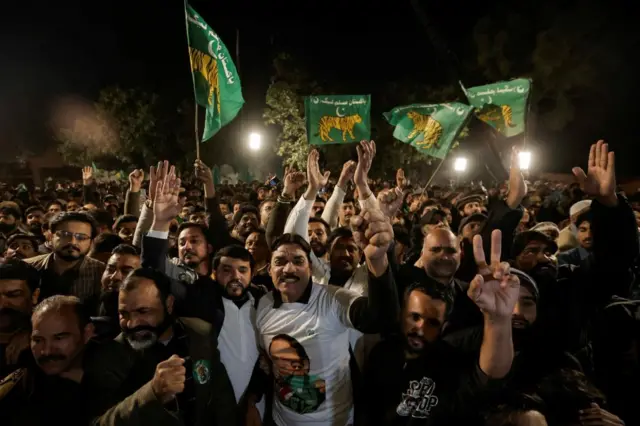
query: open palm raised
468 230 520 319
153 164 181 223
572 140 617 205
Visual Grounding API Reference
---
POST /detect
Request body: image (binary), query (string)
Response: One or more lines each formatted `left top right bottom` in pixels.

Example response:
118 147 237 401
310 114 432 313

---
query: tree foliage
56 86 194 170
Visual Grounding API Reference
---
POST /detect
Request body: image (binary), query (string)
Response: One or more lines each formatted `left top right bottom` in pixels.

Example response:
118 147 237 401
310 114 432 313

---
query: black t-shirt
364 336 490 426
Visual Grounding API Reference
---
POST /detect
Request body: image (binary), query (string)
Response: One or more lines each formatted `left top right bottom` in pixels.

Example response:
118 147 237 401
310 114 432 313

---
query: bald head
420 228 460 283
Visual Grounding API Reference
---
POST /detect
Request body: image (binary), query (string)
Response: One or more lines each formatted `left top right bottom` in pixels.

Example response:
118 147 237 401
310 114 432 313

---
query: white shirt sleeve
326 285 361 329
147 230 169 239
322 186 346 230
284 195 314 241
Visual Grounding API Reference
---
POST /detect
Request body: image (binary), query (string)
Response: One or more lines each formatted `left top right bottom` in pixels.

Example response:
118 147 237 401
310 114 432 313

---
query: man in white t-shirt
256 206 398 426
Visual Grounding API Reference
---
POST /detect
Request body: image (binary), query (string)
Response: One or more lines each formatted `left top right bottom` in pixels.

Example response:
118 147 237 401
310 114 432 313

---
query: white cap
570 200 592 217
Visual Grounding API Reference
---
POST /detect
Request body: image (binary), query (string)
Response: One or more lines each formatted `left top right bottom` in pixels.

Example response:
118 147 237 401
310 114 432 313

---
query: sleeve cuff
147 230 169 239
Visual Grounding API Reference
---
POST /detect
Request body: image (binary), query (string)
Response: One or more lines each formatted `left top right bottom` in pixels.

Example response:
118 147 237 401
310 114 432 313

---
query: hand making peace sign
468 230 520 319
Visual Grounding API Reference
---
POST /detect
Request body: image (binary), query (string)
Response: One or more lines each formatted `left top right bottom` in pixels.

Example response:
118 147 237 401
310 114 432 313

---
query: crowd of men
0 139 638 426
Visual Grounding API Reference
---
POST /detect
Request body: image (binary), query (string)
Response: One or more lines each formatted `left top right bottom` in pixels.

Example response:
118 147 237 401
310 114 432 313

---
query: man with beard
245 229 273 290
308 217 330 260
24 206 45 237
113 214 138 245
211 245 268 422
256 201 399 426
511 140 639 373
364 231 519 425
557 210 593 266
94 244 140 340
24 211 105 315
0 259 39 377
0 295 172 425
4 233 39 260
114 267 237 426
37 212 56 254
0 202 25 239
232 204 260 243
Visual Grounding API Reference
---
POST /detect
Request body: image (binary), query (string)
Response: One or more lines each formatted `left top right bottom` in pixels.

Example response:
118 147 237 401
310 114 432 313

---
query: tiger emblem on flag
189 47 221 113
501 105 514 127
407 111 443 149
318 114 362 142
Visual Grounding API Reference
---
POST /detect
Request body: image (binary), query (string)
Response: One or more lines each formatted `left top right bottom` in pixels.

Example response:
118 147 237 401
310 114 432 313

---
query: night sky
1 0 639 177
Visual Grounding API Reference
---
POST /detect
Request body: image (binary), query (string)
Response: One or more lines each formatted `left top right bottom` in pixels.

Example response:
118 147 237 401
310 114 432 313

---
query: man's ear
31 288 40 306
83 323 96 342
166 294 175 315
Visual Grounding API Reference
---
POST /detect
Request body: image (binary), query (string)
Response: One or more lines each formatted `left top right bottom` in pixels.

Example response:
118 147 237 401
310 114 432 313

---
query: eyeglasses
54 230 91 242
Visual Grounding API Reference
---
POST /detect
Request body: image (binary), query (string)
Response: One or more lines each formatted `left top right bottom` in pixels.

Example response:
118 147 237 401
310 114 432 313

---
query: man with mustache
0 202 25 241
24 206 46 237
511 141 639 372
114 267 237 426
94 244 140 340
557 210 593 266
364 230 519 425
0 294 182 425
24 211 105 315
232 204 260 243
256 200 399 425
0 259 39 377
211 245 268 423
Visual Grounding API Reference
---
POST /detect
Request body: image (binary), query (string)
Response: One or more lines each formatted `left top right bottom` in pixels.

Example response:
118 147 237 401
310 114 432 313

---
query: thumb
572 167 587 183
393 187 403 198
590 402 600 409
323 171 331 180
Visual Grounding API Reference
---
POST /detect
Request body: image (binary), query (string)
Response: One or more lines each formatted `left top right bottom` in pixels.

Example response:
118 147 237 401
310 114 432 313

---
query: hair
212 244 255 272
90 233 125 255
259 197 276 210
114 214 138 230
327 226 355 248
45 200 65 210
314 196 326 204
269 334 309 360
342 196 356 205
88 209 114 230
234 204 260 224
24 205 45 217
41 212 57 232
393 225 410 247
0 258 40 292
177 222 212 245
575 210 594 228
308 217 330 234
120 267 172 304
49 211 99 238
271 233 312 263
404 282 455 320
33 295 90 331
111 243 140 257
6 233 39 252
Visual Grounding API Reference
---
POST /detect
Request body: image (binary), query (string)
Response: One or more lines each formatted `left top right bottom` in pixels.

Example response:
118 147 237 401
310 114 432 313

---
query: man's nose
283 262 296 273
512 301 521 316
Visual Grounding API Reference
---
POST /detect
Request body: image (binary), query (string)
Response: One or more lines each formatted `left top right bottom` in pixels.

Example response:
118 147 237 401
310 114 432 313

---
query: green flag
186 5 244 142
304 95 371 145
462 78 531 137
383 102 473 159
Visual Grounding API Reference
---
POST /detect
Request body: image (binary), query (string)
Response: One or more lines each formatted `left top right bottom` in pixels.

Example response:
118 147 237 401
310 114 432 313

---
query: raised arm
573 140 639 300
353 140 379 211
332 206 399 334
124 169 144 217
469 230 518 379
321 160 355 229
195 159 235 252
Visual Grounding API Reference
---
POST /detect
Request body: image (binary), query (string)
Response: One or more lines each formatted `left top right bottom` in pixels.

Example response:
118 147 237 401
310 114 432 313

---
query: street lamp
248 132 262 151
518 151 532 170
454 157 467 172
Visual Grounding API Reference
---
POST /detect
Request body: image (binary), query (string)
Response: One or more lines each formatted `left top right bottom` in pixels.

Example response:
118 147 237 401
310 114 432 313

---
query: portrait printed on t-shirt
268 334 326 414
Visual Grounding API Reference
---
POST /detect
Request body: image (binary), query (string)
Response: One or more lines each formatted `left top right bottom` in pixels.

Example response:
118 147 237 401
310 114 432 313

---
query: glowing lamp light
248 133 262 151
518 151 532 170
454 157 467 172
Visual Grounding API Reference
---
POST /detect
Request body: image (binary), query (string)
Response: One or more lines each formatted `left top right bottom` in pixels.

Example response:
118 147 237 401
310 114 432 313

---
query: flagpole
183 0 200 160
420 157 446 197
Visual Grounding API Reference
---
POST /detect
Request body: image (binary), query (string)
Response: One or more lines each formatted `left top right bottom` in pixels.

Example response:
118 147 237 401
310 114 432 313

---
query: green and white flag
305 95 371 145
462 78 531 138
384 102 473 159
186 4 244 142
